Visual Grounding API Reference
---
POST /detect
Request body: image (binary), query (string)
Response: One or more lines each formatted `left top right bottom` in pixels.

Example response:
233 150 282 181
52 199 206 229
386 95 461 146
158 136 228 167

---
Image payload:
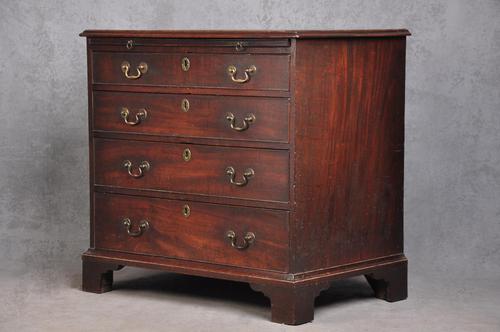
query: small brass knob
235 42 246 51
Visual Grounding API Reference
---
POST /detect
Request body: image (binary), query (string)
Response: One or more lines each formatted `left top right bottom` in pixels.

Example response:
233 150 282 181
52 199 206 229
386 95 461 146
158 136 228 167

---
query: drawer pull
123 160 150 178
121 61 148 79
227 65 257 83
235 41 246 51
225 166 254 186
226 230 255 250
226 112 255 131
120 107 147 126
122 218 149 237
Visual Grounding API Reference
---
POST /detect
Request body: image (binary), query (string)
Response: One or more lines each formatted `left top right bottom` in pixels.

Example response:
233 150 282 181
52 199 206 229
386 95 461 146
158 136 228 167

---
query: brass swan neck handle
121 61 148 79
225 166 254 186
227 65 257 83
121 107 147 126
226 112 256 131
123 160 150 178
226 230 255 250
122 218 149 237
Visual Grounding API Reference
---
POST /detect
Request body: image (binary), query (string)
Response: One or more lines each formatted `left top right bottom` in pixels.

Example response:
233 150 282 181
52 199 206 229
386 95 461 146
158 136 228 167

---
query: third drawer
94 138 290 203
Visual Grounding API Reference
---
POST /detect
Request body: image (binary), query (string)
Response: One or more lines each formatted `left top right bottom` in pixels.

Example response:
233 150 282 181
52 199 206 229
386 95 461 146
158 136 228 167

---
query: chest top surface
80 29 410 39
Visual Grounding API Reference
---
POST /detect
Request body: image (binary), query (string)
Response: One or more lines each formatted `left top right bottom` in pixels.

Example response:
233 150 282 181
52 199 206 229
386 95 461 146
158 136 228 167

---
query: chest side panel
292 38 406 272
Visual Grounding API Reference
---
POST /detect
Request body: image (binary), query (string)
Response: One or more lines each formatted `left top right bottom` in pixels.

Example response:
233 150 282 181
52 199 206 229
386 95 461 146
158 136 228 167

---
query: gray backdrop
0 0 499 330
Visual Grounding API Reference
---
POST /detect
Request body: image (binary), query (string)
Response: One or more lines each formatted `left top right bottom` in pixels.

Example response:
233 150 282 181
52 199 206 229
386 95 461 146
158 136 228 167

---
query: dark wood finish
80 29 411 39
82 30 409 325
93 131 290 151
89 37 290 48
250 282 331 325
93 185 290 210
365 260 408 302
92 52 289 91
92 84 291 98
291 37 406 272
82 250 405 286
94 193 289 271
82 260 123 293
88 38 291 55
94 138 289 202
93 91 289 143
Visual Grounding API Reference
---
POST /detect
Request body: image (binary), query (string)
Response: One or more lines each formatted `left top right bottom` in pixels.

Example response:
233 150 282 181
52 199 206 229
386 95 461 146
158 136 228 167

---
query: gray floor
1 263 499 332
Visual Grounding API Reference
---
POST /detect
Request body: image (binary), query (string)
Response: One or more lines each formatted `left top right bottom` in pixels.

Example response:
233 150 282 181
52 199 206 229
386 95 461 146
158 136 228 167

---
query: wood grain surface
93 91 289 143
92 52 290 91
94 138 290 202
94 193 289 271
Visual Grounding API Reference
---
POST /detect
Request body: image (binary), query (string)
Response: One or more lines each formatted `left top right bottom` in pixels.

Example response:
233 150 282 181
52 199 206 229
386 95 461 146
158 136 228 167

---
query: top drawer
92 52 290 91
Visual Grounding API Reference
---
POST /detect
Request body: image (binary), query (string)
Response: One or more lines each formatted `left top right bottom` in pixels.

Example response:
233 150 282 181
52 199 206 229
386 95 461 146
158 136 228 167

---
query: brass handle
227 65 257 83
225 166 254 186
123 160 150 178
226 230 255 250
122 218 149 237
120 107 147 126
121 61 148 79
226 112 255 131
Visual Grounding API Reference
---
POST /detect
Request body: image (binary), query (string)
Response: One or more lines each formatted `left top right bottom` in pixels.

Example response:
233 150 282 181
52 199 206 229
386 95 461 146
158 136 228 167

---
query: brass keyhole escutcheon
183 148 192 162
126 40 134 50
181 57 190 71
182 204 191 217
181 98 190 112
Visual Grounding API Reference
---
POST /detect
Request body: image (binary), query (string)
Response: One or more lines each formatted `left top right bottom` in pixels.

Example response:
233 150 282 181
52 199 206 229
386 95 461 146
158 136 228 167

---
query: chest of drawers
81 30 410 325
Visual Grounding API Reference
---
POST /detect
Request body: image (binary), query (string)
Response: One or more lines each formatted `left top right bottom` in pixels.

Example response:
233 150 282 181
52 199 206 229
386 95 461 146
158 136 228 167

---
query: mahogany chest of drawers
80 29 410 325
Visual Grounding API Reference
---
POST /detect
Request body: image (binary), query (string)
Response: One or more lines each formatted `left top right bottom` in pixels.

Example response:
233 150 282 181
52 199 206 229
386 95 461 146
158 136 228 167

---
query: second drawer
93 91 289 143
94 139 290 202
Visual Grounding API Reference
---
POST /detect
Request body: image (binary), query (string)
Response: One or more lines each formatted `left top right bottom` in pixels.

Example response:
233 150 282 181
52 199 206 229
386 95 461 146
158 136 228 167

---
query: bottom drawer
94 193 289 272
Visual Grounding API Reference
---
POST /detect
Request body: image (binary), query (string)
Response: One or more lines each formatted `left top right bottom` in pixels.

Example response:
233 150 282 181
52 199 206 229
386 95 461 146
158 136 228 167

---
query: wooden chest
81 29 410 325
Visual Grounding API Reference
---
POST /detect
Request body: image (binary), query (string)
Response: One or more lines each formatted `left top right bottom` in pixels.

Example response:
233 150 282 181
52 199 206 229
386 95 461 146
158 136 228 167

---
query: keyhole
181 57 190 71
181 98 190 112
182 148 191 162
182 204 191 217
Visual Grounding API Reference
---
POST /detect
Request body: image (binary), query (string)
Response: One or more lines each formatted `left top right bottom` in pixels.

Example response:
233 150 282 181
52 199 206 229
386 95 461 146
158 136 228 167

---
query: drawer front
94 193 289 272
94 139 289 202
92 52 289 91
93 91 289 143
